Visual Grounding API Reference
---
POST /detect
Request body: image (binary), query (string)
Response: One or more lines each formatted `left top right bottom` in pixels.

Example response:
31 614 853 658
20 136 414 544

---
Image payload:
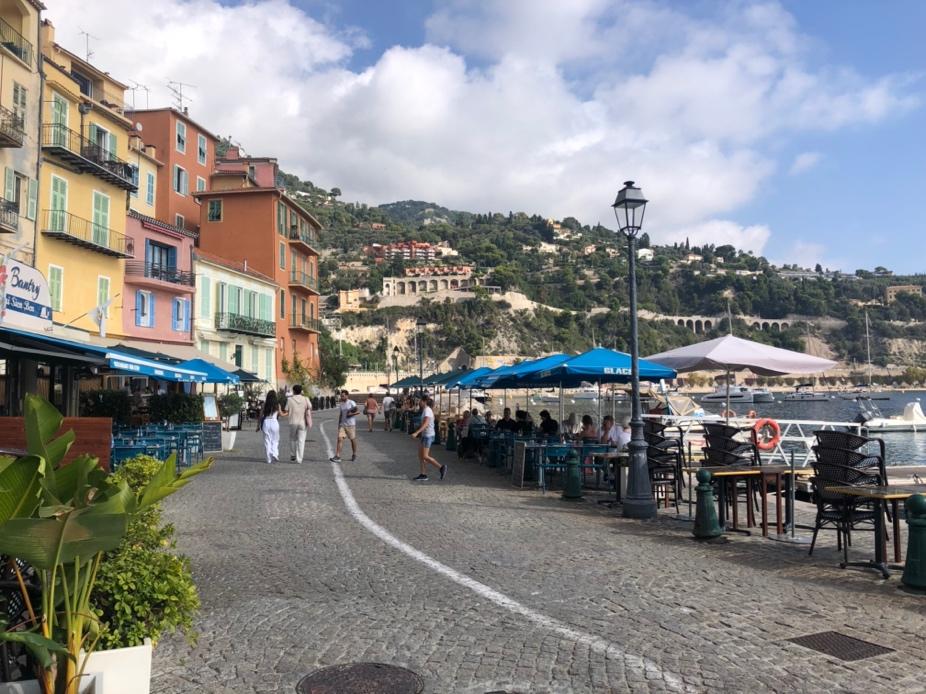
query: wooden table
824 484 926 578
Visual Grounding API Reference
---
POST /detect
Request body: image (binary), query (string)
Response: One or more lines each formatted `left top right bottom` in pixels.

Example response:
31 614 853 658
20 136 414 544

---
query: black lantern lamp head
611 180 647 238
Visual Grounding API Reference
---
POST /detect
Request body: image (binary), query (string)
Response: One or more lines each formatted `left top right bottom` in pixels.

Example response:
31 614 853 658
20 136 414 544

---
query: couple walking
260 385 313 464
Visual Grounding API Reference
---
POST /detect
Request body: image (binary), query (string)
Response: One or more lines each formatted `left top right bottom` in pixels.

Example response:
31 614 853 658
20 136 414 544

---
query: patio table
824 484 926 578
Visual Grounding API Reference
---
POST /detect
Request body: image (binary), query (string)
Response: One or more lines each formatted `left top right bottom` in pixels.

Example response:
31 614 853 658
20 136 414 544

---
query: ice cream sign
0 255 52 330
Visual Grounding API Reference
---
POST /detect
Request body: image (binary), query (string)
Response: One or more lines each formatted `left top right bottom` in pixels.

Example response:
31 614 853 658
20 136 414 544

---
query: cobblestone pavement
152 410 926 693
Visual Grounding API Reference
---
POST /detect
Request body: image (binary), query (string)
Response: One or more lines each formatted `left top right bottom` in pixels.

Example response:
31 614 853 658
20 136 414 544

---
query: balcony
41 209 134 258
41 124 138 191
215 312 276 338
287 226 319 253
289 315 321 332
0 198 18 233
125 261 195 287
288 270 319 293
0 106 24 148
0 17 33 65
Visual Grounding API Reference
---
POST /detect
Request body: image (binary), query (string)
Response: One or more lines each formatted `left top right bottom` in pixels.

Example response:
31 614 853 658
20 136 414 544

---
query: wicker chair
814 430 886 466
808 460 884 560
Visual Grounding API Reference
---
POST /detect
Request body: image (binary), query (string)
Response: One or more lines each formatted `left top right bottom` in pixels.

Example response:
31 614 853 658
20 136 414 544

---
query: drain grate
787 631 894 661
296 663 424 694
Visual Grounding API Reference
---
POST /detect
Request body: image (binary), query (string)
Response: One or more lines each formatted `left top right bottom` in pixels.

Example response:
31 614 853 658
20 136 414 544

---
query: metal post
623 233 656 519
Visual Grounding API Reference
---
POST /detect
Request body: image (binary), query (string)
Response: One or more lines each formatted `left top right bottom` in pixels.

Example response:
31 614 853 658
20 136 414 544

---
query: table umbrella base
768 533 813 545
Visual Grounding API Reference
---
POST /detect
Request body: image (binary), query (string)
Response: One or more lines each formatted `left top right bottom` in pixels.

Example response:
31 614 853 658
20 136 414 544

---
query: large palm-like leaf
0 624 69 668
42 454 99 508
0 454 46 523
23 393 75 470
136 454 214 511
0 508 128 569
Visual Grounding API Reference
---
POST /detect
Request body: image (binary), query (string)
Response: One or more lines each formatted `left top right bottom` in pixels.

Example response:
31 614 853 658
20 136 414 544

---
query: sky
45 0 924 273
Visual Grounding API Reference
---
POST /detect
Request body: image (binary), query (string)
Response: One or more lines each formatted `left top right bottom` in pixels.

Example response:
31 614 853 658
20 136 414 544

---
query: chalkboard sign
512 441 527 488
202 421 222 453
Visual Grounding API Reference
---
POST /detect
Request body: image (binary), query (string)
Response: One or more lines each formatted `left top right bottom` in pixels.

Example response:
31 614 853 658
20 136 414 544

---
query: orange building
124 107 218 232
195 147 321 381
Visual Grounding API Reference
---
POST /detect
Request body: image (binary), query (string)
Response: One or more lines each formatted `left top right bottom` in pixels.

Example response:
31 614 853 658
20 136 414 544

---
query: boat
701 384 774 404
857 399 926 432
838 385 890 401
783 383 830 402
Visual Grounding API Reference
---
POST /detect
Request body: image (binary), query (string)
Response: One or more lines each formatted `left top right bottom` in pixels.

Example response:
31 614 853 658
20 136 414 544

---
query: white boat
701 385 774 404
858 400 926 432
783 383 830 402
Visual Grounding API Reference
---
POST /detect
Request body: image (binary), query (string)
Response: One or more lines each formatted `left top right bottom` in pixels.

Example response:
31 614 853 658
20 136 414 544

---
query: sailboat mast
865 310 872 389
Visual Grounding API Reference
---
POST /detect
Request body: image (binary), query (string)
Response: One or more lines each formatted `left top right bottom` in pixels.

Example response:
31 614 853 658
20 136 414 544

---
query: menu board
202 422 222 453
512 441 527 488
202 394 219 422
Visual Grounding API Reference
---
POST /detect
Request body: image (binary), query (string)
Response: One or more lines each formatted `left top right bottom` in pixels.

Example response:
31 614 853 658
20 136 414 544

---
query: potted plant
0 395 213 694
218 393 244 451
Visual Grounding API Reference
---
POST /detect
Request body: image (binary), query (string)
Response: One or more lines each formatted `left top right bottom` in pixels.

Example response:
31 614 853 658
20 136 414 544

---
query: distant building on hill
382 267 482 296
364 241 439 262
637 248 655 261
338 288 370 312
404 265 473 278
885 285 924 303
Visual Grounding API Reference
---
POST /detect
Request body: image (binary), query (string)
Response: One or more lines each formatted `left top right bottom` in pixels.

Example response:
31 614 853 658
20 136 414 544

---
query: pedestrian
286 384 312 463
364 392 379 432
259 390 284 464
411 396 446 481
330 390 359 462
382 390 396 432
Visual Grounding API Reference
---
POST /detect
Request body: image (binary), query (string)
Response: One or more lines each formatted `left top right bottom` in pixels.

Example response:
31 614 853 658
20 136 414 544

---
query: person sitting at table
538 410 560 439
514 409 533 436
600 415 631 450
470 408 485 426
495 407 519 432
579 414 598 442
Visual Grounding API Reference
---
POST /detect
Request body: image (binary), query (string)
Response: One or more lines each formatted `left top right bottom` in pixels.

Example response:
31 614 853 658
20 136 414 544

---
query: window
97 276 110 318
176 121 186 153
277 201 285 235
219 342 228 361
228 285 240 315
48 266 63 312
196 176 206 192
197 134 207 165
71 70 92 98
5 169 35 219
129 165 139 197
291 293 296 320
135 290 154 328
146 240 177 270
258 293 271 321
12 83 26 127
279 289 285 318
233 345 243 367
48 175 67 231
172 297 190 332
146 172 155 206
175 214 185 229
264 349 273 382
173 165 188 195
88 123 115 158
279 241 285 269
199 340 209 354
200 276 211 317
250 344 258 373
207 199 222 221
92 192 110 247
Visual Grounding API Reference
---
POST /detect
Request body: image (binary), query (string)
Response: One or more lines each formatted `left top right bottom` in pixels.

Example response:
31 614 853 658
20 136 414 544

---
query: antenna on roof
128 80 150 109
167 81 197 111
77 28 98 61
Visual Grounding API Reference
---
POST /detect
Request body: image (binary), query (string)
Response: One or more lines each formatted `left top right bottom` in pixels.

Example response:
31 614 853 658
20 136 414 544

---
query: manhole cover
296 663 424 694
787 631 894 661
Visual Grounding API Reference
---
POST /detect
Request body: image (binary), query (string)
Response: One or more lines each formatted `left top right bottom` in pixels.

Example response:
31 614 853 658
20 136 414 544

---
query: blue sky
53 0 924 273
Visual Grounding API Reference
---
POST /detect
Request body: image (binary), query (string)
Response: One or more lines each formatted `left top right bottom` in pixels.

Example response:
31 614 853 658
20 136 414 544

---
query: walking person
382 390 395 432
286 384 312 463
330 390 359 462
260 390 284 464
364 393 379 432
411 396 446 482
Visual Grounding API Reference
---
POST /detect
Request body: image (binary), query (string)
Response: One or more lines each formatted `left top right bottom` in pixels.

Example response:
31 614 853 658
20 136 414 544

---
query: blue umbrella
490 353 572 388
176 358 240 384
532 347 676 387
448 367 492 389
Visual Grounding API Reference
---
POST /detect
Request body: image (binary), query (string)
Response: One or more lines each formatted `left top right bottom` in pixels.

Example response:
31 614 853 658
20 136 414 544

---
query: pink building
121 210 196 343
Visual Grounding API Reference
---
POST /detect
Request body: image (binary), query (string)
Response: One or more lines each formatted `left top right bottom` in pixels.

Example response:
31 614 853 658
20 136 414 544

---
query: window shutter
168 245 177 269
108 132 117 158
88 123 98 144
146 172 155 205
26 179 37 220
145 240 152 265
200 276 211 317
183 299 191 332
228 287 239 315
217 281 226 313
172 299 179 331
182 170 189 195
3 168 14 201
148 294 156 328
135 291 142 326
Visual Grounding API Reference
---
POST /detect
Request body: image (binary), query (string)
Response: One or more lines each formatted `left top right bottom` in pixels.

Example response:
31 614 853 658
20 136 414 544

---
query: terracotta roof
193 250 277 285
128 210 196 238
126 107 220 142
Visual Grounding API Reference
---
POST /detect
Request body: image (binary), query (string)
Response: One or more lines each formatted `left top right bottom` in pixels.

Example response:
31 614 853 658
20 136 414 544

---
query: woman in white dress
260 390 284 464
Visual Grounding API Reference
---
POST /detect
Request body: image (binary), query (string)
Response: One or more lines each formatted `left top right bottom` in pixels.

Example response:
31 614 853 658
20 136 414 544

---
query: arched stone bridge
650 313 793 334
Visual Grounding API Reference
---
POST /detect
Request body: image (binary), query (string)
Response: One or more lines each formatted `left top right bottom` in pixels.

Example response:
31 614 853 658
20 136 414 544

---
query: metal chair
808 460 885 561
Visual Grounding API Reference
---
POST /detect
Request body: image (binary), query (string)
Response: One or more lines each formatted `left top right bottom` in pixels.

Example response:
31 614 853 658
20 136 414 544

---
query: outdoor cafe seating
111 423 206 470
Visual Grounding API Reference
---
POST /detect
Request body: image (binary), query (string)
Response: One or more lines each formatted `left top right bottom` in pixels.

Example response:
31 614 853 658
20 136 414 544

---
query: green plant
78 390 131 425
218 393 244 430
149 393 204 424
0 395 213 694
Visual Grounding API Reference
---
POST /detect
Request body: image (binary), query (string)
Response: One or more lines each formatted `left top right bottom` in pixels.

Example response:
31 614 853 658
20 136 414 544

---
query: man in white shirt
382 391 395 432
329 390 359 463
286 384 312 463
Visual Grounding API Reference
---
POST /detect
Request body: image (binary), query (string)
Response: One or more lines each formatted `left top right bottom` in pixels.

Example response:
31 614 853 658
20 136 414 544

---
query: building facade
195 147 322 382
0 0 42 265
35 20 136 338
193 251 277 383
382 271 484 296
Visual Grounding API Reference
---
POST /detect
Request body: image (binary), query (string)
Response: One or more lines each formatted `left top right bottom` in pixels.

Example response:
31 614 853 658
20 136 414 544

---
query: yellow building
34 19 136 337
0 0 43 264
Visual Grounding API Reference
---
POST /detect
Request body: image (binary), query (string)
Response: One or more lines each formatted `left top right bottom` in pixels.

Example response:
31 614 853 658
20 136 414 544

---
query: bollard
562 450 583 501
902 494 926 590
693 468 723 540
446 423 457 452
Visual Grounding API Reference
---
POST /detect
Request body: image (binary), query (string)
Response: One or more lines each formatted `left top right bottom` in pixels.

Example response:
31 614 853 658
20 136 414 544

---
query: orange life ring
753 418 781 451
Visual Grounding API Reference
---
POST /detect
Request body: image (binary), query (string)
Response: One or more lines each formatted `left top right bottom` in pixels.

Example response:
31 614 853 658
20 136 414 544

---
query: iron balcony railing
41 123 137 191
125 261 195 286
288 270 319 292
0 17 33 65
288 226 319 250
0 105 25 147
289 315 321 332
215 312 276 338
41 209 133 258
0 197 18 233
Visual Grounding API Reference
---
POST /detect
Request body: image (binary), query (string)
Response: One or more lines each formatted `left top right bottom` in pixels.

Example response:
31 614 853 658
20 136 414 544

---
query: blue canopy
175 358 239 384
531 347 676 387
471 363 521 389
450 367 493 388
489 353 572 389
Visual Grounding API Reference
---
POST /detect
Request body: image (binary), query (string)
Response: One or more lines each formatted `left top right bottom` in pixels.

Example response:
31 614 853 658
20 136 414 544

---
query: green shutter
48 267 62 312
3 168 14 202
50 177 67 230
200 276 211 317
108 132 117 158
259 294 270 321
92 192 110 246
26 179 37 220
228 286 239 315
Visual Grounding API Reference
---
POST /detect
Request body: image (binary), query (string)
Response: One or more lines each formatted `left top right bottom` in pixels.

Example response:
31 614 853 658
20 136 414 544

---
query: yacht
701 385 774 404
857 399 926 432
783 383 830 402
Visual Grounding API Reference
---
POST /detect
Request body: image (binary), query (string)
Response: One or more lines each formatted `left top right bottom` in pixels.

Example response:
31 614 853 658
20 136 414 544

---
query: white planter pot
82 638 151 694
221 430 237 451
0 673 100 694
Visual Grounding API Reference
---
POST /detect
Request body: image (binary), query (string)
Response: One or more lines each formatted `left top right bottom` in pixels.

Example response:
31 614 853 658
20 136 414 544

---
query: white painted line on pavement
319 423 690 691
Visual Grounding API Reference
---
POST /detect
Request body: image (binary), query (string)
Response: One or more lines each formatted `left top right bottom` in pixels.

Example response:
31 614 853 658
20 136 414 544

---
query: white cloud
789 151 822 175
43 0 918 251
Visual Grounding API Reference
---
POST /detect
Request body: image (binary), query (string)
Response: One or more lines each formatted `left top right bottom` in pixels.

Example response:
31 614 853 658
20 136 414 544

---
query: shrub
79 389 131 424
93 455 200 649
218 392 244 419
149 393 204 423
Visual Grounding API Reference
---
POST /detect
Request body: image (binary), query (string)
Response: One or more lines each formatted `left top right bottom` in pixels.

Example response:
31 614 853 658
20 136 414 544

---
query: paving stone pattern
152 411 926 693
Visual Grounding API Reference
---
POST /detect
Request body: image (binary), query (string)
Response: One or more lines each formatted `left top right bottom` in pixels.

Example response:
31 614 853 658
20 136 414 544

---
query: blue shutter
183 299 191 331
168 246 177 270
149 293 156 328
172 299 179 331
135 291 142 326
144 240 152 266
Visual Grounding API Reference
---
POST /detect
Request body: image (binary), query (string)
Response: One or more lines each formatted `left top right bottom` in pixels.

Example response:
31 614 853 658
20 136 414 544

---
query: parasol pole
597 381 602 427
725 368 732 422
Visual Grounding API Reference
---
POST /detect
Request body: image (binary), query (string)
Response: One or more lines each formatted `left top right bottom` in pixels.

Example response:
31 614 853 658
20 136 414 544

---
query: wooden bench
0 417 113 472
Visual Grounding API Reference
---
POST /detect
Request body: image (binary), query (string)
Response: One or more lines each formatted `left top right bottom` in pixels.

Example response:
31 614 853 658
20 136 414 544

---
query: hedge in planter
79 390 131 425
92 456 199 649
148 393 204 424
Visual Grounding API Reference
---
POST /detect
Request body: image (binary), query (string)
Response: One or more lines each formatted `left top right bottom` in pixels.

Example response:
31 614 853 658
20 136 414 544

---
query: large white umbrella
645 334 838 416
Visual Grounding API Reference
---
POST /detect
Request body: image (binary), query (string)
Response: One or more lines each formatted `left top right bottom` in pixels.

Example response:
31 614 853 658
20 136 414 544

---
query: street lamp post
392 345 400 387
612 181 656 520
415 318 426 395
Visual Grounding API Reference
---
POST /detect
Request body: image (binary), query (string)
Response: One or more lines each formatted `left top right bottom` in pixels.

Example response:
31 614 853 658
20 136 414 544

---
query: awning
233 368 264 383
176 358 239 384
